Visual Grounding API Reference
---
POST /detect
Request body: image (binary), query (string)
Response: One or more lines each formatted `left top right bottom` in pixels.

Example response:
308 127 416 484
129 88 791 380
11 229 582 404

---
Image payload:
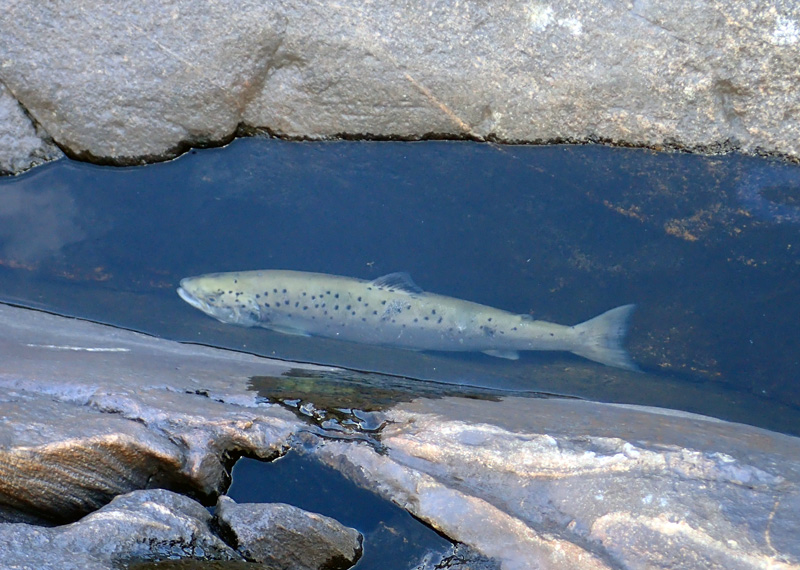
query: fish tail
570 304 638 371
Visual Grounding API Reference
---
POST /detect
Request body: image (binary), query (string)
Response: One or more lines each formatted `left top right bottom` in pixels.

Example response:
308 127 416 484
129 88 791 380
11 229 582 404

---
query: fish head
177 274 262 327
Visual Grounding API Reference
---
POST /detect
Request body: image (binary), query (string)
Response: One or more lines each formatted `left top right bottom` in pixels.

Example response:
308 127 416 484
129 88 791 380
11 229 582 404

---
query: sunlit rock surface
1 0 799 171
0 302 322 523
215 496 363 569
312 397 800 570
0 489 240 570
2 302 799 569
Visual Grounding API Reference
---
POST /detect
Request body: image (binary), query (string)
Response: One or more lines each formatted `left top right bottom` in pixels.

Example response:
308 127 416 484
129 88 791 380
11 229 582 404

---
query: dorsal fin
370 272 423 294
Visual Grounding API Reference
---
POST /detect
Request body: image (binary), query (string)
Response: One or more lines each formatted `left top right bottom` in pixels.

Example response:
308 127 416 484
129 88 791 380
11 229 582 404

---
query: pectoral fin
483 349 520 360
268 325 312 337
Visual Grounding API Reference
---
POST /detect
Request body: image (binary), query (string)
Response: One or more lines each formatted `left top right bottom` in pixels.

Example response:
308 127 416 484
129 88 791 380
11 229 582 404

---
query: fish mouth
177 286 206 311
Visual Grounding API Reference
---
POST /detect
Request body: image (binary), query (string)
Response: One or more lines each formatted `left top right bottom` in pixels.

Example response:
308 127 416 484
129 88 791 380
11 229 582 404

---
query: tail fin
571 304 638 371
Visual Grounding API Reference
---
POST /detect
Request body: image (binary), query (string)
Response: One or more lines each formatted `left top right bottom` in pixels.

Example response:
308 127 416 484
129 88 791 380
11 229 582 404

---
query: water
3 137 799 566
1 137 798 429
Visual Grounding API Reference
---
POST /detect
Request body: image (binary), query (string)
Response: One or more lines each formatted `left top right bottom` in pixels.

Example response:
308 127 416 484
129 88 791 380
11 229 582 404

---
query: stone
1 0 799 173
215 495 363 569
0 489 240 569
0 82 62 175
311 396 800 570
0 302 330 523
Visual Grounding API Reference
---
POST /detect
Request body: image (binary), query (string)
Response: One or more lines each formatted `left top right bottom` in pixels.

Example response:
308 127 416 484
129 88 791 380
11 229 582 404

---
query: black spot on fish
264 303 270 308
381 300 387 305
414 318 418 323
361 317 366 322
302 292 307 296
357 297 362 302
273 289 278 293
487 318 492 322
209 297 216 303
406 305 411 310
284 301 290 306
431 309 436 315
282 289 287 293
326 290 331 295
550 333 554 336
228 290 233 294
372 310 378 315
351 311 356 316
367 287 372 290
334 305 339 310
424 316 429 321
312 295 316 300
324 310 328 315
335 293 339 298
512 327 517 331
346 305 351 310
264 292 269 297
294 302 299 308
314 304 319 308
303 306 308 310
256 294 260 299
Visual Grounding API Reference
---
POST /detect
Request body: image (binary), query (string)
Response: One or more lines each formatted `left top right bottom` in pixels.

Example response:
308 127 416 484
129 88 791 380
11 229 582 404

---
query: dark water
1 137 798 431
226 453 452 569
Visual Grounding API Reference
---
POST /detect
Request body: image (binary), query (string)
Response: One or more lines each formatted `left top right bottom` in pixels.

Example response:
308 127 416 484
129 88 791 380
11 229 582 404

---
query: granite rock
0 302 331 523
312 397 800 570
0 489 240 570
1 0 799 172
215 495 363 569
0 82 62 175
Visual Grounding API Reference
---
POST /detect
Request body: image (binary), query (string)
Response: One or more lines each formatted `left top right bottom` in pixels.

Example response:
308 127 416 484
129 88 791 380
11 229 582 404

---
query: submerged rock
215 496 362 569
1 0 799 172
312 397 800 570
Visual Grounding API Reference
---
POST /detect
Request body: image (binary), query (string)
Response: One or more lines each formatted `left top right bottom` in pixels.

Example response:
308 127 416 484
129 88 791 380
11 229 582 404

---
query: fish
177 270 638 370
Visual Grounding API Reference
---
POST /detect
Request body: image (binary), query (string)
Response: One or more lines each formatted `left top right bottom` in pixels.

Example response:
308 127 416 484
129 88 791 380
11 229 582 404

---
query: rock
311 396 800 570
0 82 62 175
215 495 363 569
0 302 331 523
2 0 799 172
0 489 241 569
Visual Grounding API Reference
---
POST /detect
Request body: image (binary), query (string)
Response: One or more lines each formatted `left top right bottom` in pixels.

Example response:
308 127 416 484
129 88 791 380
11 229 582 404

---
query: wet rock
1 0 799 172
215 496 362 569
312 397 800 570
0 302 329 523
0 82 62 175
0 489 240 569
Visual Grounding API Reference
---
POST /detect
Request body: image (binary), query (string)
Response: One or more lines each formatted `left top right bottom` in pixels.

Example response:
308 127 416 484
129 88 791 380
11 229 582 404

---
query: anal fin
483 349 520 360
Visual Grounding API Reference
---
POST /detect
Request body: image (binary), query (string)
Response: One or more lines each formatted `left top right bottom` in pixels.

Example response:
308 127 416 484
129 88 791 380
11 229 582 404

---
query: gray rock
215 495 362 569
2 0 799 172
311 397 800 570
0 489 240 570
0 302 331 523
0 82 62 175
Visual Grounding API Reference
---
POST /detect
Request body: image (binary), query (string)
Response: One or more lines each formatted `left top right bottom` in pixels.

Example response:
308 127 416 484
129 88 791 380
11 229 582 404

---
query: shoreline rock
1 0 799 173
1 303 799 569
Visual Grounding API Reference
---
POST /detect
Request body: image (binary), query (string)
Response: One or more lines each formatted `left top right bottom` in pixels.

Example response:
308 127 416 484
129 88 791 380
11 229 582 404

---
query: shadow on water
1 138 799 435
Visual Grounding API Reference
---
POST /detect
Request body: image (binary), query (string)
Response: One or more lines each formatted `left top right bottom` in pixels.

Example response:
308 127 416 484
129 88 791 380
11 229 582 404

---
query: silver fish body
177 270 637 370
